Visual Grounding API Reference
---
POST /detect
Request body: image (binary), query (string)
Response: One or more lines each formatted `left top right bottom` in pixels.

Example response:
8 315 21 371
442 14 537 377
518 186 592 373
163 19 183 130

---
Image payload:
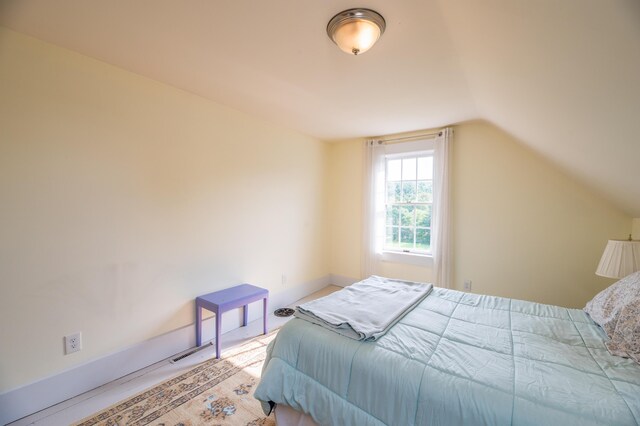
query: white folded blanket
295 276 433 341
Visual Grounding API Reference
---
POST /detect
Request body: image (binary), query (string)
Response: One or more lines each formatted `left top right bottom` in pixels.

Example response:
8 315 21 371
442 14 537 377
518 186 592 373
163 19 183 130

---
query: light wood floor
10 285 341 426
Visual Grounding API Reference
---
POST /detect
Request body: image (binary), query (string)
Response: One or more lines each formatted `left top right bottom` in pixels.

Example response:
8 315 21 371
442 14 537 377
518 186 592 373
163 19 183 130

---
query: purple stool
195 284 269 359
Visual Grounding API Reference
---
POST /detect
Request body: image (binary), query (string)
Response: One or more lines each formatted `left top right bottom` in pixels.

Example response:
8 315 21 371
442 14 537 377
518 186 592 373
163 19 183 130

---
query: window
384 152 433 254
364 130 450 276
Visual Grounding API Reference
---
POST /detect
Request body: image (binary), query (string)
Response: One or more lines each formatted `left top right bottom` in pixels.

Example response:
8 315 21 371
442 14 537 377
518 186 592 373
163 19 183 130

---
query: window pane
416 228 431 251
386 205 399 226
402 181 417 202
400 227 414 249
400 205 415 227
387 159 401 181
417 180 433 202
402 158 417 180
386 182 401 203
417 156 433 179
415 205 432 227
386 226 399 248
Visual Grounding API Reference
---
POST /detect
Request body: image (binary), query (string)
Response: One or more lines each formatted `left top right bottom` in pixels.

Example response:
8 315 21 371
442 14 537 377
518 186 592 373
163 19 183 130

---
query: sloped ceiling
1 0 639 215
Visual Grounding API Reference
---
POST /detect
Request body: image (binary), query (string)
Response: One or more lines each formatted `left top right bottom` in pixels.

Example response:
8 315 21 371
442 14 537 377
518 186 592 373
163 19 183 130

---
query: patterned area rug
74 331 277 426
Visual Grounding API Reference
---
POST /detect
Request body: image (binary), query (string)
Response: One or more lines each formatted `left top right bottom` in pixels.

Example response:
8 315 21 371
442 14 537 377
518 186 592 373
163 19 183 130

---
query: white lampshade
327 9 386 56
595 239 640 279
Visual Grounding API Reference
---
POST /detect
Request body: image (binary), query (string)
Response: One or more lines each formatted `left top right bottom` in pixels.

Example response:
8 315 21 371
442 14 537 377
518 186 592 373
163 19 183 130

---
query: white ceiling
1 0 639 216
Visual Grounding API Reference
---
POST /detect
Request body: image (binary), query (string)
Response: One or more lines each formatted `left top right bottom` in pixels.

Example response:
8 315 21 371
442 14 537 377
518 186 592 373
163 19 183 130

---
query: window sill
379 250 433 266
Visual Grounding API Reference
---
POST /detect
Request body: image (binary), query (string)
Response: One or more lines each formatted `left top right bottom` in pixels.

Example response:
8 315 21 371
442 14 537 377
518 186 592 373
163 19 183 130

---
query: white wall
0 28 330 393
327 121 632 308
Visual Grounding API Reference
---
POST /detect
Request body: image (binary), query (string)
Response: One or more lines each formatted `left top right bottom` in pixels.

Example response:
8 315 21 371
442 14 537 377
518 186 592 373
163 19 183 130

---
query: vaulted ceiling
1 0 639 215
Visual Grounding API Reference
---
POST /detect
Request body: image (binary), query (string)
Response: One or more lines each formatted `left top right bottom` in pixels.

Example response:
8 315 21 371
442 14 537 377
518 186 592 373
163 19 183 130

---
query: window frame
383 150 434 256
377 138 436 265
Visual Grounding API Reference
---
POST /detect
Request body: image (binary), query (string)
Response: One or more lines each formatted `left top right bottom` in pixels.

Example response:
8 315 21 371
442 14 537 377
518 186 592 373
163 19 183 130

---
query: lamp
327 8 386 55
595 236 640 279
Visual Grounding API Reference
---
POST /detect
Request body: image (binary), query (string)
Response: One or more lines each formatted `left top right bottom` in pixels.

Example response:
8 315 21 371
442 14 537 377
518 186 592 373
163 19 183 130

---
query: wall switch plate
464 280 472 291
65 332 82 355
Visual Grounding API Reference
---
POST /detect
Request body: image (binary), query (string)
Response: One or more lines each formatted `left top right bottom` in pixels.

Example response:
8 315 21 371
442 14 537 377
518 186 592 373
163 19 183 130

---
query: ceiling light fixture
327 8 386 56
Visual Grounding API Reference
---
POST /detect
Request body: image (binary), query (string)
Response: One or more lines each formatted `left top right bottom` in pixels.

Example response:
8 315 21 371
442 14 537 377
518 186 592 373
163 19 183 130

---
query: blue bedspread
254 288 640 425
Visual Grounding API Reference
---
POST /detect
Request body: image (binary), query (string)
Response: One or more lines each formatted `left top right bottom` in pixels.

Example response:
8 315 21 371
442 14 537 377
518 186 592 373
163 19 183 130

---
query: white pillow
584 271 640 363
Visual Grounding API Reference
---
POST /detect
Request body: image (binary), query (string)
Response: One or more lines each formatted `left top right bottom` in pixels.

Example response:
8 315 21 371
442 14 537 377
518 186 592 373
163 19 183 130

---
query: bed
254 286 640 425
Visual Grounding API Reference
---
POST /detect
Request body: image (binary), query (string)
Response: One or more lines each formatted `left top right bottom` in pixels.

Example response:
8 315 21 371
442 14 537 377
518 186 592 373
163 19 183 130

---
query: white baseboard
329 273 359 287
0 275 331 425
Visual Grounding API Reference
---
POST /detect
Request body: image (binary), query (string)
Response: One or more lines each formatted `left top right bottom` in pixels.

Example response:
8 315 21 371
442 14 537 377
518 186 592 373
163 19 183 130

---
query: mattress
254 287 640 425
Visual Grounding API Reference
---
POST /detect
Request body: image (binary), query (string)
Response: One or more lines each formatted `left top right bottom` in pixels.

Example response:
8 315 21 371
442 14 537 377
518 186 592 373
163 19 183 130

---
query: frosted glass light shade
332 19 381 55
327 9 386 56
595 239 640 279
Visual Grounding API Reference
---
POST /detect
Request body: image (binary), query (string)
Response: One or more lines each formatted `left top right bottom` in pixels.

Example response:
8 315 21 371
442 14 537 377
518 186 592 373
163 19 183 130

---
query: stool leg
263 297 268 334
196 303 202 347
243 304 248 327
215 308 221 359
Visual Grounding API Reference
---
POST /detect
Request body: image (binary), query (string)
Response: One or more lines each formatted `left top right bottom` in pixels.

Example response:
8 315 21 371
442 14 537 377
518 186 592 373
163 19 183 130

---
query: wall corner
633 218 640 240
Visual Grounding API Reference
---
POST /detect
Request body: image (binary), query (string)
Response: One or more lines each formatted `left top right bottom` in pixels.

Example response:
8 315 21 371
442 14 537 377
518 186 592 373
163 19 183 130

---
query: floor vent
274 308 295 317
170 341 213 363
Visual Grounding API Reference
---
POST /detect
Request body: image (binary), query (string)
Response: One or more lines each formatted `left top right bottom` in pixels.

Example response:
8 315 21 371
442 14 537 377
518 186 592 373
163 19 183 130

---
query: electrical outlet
281 274 287 286
464 280 472 291
65 332 82 355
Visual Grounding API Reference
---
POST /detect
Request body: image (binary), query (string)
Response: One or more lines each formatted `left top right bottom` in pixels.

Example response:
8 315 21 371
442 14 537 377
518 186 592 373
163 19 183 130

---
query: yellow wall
633 218 640 239
452 121 629 307
0 28 329 392
327 139 364 280
327 121 631 307
326 134 438 284
1 26 634 394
